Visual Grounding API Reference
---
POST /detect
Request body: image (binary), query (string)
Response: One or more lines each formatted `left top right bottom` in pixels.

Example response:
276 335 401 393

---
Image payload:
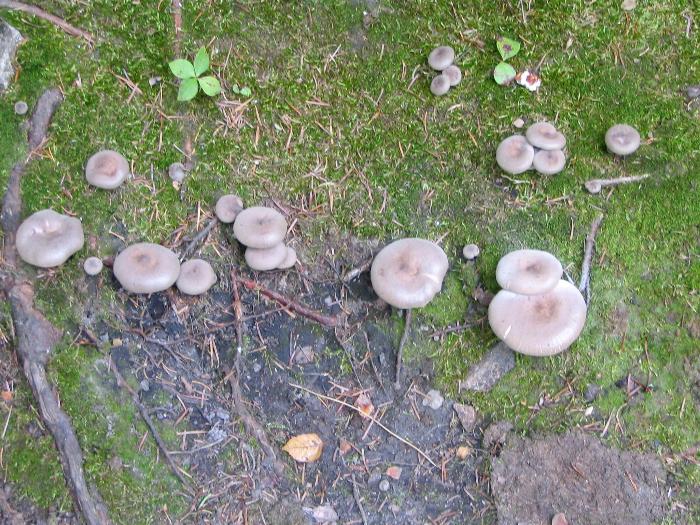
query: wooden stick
579 214 604 300
0 1 94 43
234 273 342 327
290 383 437 467
584 174 649 194
351 474 369 525
179 217 218 260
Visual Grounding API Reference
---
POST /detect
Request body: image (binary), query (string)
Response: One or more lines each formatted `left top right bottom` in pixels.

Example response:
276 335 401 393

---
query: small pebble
168 162 187 183
252 362 263 373
14 101 28 115
687 85 700 99
513 117 525 128
378 479 390 492
422 389 444 410
140 379 150 392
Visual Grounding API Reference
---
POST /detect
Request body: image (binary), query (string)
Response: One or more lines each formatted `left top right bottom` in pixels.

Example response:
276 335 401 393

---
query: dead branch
342 257 372 283
234 273 342 327
350 474 368 525
579 214 604 301
107 356 192 491
0 1 94 43
0 89 111 525
584 174 649 194
179 217 218 261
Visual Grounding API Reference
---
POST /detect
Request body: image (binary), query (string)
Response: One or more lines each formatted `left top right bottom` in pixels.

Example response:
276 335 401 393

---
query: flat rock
459 342 515 392
0 19 22 91
453 403 477 432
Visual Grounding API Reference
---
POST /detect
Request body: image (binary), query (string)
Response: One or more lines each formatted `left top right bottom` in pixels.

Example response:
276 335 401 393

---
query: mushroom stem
395 308 413 389
584 174 649 194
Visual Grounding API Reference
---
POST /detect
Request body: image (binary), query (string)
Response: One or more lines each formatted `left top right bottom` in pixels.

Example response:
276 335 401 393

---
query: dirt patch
491 430 667 525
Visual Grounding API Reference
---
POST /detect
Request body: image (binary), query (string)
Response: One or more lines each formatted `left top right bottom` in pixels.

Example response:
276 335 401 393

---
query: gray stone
14 100 28 115
482 420 513 449
686 84 700 99
422 389 444 410
459 342 515 392
453 403 477 432
378 479 390 492
584 383 602 402
0 19 22 91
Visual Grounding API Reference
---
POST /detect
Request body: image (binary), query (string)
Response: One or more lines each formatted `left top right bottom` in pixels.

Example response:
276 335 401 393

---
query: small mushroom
176 259 217 295
85 150 130 190
525 122 566 150
462 244 480 260
532 149 566 175
14 101 28 115
168 162 187 183
215 194 244 223
430 75 450 96
371 238 448 387
496 135 535 174
488 280 587 356
245 243 288 271
277 247 298 269
496 249 562 295
83 256 103 276
605 124 640 156
16 209 85 268
113 243 180 294
427 46 454 71
443 65 462 86
233 206 287 248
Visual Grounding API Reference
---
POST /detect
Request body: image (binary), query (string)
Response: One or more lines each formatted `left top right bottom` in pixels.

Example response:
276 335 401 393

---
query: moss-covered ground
1 0 698 522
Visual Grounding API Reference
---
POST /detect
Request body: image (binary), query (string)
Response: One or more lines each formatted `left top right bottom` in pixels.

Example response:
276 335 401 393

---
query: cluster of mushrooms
496 121 568 175
230 206 297 271
427 46 462 96
487 249 587 356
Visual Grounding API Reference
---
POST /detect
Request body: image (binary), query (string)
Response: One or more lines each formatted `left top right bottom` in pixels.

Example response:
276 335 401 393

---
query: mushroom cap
245 243 288 271
85 150 129 190
83 256 103 276
113 243 180 294
496 249 563 295
370 238 449 309
462 244 480 260
428 46 455 71
443 65 462 86
496 135 535 174
215 194 244 223
233 206 287 248
525 122 566 150
176 259 217 295
488 280 587 356
168 162 187 183
430 75 450 96
605 124 640 156
533 149 567 175
277 247 297 269
16 209 85 268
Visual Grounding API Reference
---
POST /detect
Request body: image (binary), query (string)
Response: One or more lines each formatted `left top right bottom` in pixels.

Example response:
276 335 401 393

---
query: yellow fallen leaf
1 390 12 402
282 433 323 463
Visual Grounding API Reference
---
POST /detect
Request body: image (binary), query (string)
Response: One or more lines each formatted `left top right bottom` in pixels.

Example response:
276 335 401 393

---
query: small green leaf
194 47 209 76
198 76 221 97
496 36 521 61
231 85 241 94
493 62 517 85
178 77 199 101
239 86 252 97
169 59 195 79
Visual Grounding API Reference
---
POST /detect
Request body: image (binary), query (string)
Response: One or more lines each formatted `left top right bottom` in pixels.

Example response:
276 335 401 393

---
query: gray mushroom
233 206 287 249
277 247 298 269
462 244 480 260
83 257 104 276
443 65 462 86
245 243 287 271
176 259 217 295
85 150 129 190
496 135 535 174
215 194 244 223
428 46 455 71
496 249 563 295
525 122 566 150
16 209 84 268
533 149 566 175
113 243 180 294
430 75 450 96
605 124 640 156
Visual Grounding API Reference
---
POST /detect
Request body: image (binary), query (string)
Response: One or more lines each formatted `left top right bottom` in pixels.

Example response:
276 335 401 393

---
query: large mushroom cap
85 150 129 189
605 124 640 156
176 259 217 295
525 122 566 150
430 74 450 96
533 149 566 175
488 280 587 356
443 65 462 86
113 243 180 294
496 249 563 295
496 135 535 174
16 209 84 268
428 46 455 71
245 243 288 271
215 194 244 223
370 238 449 309
233 206 287 249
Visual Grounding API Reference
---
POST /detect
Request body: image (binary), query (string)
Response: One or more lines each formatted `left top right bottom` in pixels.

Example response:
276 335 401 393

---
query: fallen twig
394 309 412 389
350 474 369 525
0 89 110 525
234 273 342 327
584 174 649 194
290 383 437 467
342 257 372 283
0 0 94 43
179 217 218 260
107 356 193 492
579 214 604 302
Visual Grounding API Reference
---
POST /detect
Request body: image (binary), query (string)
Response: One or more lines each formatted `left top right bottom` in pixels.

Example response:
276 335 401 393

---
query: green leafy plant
169 47 221 101
493 36 521 86
231 84 252 97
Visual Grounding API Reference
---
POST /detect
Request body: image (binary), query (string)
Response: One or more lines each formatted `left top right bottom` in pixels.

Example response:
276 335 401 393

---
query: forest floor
0 1 698 524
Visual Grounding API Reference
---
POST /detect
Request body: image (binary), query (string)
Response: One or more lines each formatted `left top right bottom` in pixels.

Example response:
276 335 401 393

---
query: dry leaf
1 390 13 402
456 445 472 460
386 466 402 480
355 393 374 418
339 438 352 455
282 433 323 463
552 513 569 525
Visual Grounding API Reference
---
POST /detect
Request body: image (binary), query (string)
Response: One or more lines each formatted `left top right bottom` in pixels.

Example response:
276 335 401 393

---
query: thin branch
584 174 649 194
579 214 604 301
342 258 372 283
179 217 218 261
290 382 437 468
0 0 94 43
350 474 368 525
